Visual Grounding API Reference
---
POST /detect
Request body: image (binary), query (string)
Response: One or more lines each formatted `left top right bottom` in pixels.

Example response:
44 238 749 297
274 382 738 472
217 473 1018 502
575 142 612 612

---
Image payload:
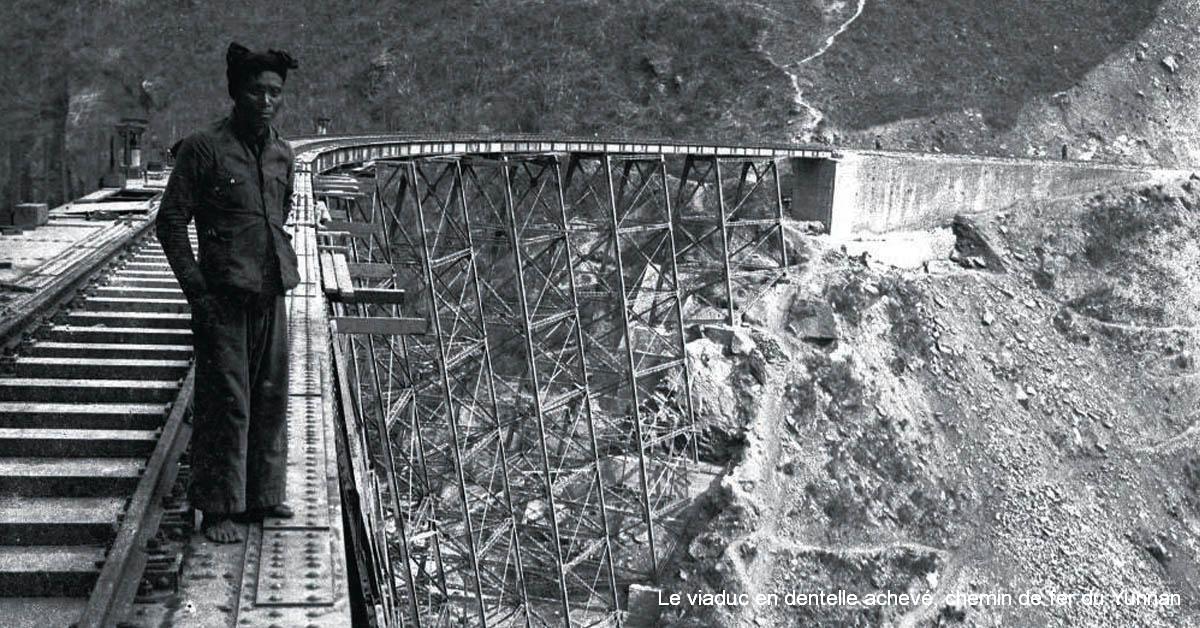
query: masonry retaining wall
792 150 1178 237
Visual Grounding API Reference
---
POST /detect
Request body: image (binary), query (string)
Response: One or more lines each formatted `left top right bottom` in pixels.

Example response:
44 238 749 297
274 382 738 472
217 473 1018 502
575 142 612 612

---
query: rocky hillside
3 0 1196 210
661 175 1200 627
789 0 1200 164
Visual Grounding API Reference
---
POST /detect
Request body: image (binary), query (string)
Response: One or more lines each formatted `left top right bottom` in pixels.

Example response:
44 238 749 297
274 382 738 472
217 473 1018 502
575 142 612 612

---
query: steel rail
296 133 836 180
78 368 195 628
0 217 155 353
293 131 835 153
0 200 198 625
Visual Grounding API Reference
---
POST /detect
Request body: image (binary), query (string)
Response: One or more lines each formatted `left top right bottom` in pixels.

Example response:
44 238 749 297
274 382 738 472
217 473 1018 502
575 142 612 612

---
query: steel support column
409 161 492 627
331 147 791 627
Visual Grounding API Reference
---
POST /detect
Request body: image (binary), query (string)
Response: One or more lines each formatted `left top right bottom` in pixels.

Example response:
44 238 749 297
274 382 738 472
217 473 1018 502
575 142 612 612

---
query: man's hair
226 42 299 99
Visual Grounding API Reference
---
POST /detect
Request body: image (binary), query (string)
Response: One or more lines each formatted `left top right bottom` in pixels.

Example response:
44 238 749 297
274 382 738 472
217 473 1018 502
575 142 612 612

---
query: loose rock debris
659 178 1200 627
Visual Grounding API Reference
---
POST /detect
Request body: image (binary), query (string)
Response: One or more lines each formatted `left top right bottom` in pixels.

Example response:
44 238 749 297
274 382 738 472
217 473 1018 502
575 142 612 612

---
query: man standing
156 42 300 543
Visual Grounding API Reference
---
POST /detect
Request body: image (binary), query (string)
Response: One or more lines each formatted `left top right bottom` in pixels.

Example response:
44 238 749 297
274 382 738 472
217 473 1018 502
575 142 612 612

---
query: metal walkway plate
225 165 352 627
265 396 329 530
253 528 335 606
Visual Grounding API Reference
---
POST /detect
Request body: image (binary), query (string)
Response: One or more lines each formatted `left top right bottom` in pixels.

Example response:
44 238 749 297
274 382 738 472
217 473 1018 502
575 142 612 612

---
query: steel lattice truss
323 151 790 627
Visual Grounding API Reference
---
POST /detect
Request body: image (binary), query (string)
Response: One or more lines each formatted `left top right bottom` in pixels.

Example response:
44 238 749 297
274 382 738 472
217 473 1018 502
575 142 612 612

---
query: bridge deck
134 152 354 626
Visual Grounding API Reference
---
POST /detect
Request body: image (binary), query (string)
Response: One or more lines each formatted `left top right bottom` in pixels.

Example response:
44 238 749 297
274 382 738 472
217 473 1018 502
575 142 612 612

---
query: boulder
951 214 1006 273
701 324 756 356
789 297 837 343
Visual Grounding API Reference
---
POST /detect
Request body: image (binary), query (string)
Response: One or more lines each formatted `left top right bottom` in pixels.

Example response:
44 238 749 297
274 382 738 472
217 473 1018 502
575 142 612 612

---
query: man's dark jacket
156 116 299 298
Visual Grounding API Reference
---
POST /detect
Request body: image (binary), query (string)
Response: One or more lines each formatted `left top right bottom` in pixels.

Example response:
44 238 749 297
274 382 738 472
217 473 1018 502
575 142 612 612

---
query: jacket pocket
212 167 241 196
211 166 257 212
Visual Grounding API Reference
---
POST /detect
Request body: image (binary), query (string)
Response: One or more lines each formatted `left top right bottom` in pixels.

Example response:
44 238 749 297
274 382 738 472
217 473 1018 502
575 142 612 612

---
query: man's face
234 70 285 131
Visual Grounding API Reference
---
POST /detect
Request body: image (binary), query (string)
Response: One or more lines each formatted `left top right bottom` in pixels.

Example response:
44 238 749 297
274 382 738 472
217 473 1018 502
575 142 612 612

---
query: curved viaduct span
290 134 833 627
287 133 1164 627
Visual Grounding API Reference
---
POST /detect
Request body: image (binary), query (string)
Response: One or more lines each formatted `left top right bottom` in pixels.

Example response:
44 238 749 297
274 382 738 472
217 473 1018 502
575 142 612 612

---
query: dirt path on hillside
752 0 868 141
717 281 807 625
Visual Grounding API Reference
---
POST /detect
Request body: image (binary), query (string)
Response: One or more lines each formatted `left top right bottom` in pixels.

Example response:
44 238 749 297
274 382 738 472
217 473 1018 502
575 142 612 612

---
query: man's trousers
187 291 289 514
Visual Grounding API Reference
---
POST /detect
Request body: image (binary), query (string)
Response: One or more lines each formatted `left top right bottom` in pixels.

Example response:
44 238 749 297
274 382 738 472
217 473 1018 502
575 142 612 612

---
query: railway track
0 225 196 627
0 132 835 627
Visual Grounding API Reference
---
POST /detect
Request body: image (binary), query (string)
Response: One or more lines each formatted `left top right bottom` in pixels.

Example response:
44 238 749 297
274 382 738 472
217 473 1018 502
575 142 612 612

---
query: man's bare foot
231 504 294 523
201 514 243 543
266 504 294 519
